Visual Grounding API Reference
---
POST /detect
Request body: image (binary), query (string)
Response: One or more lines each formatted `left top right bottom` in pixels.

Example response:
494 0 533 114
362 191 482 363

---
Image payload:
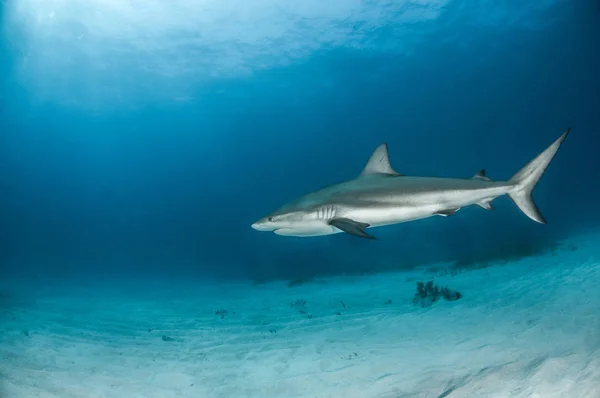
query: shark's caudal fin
507 128 570 224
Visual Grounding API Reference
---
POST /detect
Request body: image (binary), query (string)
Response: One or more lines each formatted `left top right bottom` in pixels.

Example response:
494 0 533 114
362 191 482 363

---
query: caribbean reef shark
251 128 570 239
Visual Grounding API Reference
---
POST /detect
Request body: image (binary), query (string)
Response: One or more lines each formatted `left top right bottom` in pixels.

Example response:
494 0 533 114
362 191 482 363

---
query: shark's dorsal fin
360 143 401 177
471 169 492 181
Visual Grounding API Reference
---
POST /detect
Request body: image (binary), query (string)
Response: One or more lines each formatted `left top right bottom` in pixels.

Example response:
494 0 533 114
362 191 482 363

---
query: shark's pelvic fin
434 208 460 216
507 128 570 224
329 218 377 239
360 143 401 177
471 169 492 181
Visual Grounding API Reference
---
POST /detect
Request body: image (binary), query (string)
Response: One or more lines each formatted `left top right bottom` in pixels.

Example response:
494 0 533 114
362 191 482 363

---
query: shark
251 128 570 239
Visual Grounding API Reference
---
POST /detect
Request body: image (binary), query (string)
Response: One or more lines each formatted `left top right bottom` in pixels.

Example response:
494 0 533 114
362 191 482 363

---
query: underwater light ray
3 0 450 107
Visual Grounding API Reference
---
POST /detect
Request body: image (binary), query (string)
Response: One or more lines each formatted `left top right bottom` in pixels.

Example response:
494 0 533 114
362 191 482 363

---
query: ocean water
1 0 599 397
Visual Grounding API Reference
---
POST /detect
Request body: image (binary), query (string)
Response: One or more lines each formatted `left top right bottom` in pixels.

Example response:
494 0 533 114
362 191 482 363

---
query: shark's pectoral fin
476 199 494 210
434 208 460 216
328 218 377 240
471 169 493 181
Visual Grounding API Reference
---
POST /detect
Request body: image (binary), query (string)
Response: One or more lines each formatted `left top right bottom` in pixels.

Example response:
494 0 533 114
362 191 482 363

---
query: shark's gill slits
327 205 336 220
319 205 335 220
317 206 325 220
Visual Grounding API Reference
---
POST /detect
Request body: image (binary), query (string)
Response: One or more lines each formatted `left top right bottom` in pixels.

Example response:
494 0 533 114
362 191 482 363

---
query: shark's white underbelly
343 204 441 228
274 222 339 237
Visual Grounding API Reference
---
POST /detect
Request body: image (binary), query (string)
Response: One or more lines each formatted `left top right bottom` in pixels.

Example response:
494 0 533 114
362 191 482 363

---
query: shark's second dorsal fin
360 143 401 177
471 169 492 181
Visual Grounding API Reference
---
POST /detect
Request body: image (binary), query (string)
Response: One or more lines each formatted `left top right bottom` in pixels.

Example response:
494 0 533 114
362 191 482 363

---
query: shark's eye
268 217 274 222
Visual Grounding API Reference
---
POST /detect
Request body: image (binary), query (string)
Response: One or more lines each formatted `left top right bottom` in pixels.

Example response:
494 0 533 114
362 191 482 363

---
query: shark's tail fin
507 128 570 224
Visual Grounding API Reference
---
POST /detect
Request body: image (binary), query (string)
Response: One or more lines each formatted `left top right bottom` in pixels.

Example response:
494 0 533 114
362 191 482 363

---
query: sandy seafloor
1 231 600 398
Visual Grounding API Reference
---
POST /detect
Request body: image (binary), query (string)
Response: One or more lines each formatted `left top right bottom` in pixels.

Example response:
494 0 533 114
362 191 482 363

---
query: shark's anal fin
476 199 494 210
434 208 460 216
329 218 377 240
471 169 492 181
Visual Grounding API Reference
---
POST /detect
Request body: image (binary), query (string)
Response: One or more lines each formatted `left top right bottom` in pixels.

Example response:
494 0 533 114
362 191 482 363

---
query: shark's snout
251 218 273 231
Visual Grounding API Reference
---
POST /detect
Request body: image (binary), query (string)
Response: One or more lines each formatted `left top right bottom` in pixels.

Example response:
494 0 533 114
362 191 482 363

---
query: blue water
0 0 599 396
